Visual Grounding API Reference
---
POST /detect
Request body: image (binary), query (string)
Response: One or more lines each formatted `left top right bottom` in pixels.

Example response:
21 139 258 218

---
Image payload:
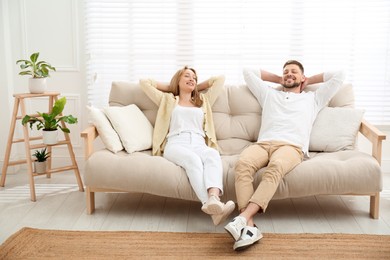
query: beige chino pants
235 141 303 212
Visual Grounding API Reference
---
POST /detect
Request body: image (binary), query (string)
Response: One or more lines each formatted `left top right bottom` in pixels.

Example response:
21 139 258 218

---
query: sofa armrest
80 125 99 159
359 119 387 164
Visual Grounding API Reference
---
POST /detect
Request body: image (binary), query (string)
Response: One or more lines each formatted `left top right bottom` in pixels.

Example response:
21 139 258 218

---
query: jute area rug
1 227 389 259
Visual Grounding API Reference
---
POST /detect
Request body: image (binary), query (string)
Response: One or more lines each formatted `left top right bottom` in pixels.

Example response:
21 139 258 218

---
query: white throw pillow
104 104 153 153
309 107 364 152
86 106 123 153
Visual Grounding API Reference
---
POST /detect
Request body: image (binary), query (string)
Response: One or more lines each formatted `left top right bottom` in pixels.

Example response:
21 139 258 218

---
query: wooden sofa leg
370 192 380 219
86 186 95 215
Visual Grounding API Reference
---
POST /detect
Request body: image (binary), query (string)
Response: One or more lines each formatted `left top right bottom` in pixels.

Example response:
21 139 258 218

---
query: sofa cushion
213 84 261 155
86 106 123 153
309 107 364 152
104 104 153 153
272 151 382 199
85 150 381 203
110 81 158 126
222 151 381 202
85 150 199 201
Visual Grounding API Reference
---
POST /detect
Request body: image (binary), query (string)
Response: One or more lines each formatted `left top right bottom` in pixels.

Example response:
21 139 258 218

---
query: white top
243 68 345 156
167 105 205 138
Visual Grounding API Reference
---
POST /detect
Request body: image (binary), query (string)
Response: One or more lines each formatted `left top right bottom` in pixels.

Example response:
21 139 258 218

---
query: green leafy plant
22 97 78 133
16 52 56 78
33 148 50 162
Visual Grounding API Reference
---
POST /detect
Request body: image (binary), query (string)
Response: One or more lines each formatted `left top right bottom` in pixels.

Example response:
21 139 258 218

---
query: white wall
0 0 14 172
0 0 389 177
382 131 390 172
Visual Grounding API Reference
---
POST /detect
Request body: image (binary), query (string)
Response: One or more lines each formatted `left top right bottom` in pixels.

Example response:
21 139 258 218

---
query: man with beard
224 60 345 250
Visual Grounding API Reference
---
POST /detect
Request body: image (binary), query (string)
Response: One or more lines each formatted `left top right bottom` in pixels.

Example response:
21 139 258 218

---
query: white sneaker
211 200 235 225
224 216 247 241
233 225 263 251
201 195 224 215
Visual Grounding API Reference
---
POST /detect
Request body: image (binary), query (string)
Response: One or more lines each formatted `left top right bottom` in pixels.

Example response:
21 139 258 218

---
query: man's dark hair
283 60 304 74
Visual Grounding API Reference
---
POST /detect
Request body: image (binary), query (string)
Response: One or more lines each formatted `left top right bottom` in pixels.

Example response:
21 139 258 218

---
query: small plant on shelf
33 148 50 162
32 148 50 174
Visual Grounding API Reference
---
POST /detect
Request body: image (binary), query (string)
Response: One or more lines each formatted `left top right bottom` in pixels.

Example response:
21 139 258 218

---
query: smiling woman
84 0 390 126
139 69 236 225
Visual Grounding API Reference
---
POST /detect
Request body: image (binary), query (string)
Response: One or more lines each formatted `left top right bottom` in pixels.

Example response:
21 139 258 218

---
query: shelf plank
13 136 42 143
15 113 40 120
47 165 78 174
7 159 28 166
30 140 70 150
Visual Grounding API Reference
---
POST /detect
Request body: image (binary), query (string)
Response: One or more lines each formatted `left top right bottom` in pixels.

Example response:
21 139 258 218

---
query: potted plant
16 52 56 94
33 148 50 174
22 97 78 144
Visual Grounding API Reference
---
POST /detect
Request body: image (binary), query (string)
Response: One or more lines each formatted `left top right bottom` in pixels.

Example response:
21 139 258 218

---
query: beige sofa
81 82 386 218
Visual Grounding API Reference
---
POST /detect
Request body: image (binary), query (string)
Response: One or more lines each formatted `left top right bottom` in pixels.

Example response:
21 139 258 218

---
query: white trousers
163 132 223 204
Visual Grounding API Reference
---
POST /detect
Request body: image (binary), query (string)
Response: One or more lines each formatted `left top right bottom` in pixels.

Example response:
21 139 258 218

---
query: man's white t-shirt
243 68 345 156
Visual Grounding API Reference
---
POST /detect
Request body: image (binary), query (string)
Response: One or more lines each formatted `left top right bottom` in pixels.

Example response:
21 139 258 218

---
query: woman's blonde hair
169 66 203 107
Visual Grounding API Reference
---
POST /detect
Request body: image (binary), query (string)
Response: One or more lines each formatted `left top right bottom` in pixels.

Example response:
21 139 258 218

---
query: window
85 0 390 125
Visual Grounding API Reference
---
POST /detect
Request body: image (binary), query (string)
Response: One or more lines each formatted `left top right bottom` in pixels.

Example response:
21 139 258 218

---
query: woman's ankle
207 187 221 199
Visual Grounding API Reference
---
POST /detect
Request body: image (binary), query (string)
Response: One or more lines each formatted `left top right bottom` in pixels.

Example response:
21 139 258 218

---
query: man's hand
300 73 325 92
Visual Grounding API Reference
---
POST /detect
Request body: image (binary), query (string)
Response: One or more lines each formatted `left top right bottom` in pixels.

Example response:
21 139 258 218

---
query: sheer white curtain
85 0 390 125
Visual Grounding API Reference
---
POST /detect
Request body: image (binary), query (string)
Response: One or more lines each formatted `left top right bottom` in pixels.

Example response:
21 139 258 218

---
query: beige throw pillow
309 107 364 152
86 106 123 153
104 104 153 153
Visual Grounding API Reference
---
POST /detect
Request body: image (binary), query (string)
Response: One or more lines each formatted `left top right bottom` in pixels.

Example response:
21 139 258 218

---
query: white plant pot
34 161 47 174
43 130 58 145
29 77 47 94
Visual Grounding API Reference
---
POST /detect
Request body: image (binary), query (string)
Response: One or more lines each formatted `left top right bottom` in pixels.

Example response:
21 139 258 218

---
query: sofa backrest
109 81 354 155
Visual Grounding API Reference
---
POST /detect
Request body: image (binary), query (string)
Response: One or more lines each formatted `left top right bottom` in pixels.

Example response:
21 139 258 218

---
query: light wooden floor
1 170 389 244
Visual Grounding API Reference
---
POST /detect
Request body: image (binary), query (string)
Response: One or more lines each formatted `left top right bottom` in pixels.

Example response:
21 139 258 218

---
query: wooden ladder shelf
0 92 84 201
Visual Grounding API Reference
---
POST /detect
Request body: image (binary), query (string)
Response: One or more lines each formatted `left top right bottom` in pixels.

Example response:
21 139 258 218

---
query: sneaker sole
233 233 263 251
202 203 224 215
211 203 235 225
